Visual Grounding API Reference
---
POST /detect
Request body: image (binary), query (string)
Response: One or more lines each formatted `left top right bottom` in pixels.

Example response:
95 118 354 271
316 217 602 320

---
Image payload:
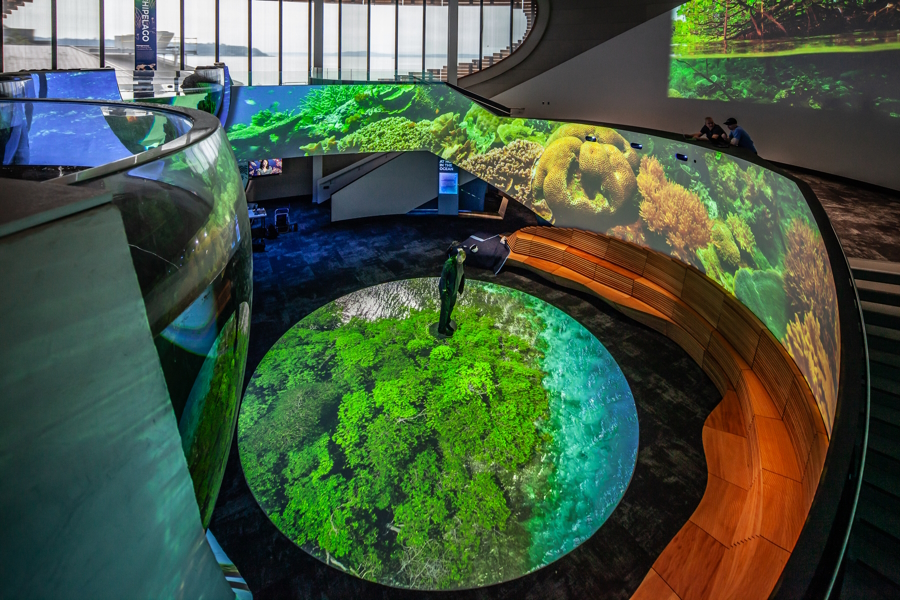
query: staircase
840 258 900 598
2 0 36 17
404 0 535 82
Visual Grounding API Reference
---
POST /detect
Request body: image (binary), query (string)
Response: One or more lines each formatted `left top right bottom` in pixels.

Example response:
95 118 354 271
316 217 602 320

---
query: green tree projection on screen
669 1 900 115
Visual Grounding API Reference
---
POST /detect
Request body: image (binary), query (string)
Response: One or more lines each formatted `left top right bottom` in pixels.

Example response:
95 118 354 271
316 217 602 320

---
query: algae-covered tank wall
224 82 840 435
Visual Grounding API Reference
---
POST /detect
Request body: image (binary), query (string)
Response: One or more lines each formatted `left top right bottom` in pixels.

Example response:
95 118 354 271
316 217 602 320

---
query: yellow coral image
533 130 640 221
784 312 837 435
547 124 640 171
784 219 840 353
697 243 735 293
579 142 638 213
533 137 583 215
636 155 712 263
460 140 550 220
712 222 741 268
726 214 756 254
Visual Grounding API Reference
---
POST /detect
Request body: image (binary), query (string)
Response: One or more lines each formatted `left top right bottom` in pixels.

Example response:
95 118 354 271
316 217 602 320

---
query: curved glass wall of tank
2 0 534 83
224 82 840 435
1 67 228 122
0 98 252 528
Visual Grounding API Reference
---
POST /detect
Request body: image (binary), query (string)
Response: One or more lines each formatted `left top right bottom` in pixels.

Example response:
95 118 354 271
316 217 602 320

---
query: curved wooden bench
505 226 829 600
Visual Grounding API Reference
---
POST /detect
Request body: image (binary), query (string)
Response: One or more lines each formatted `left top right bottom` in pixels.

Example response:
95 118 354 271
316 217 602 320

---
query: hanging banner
134 0 157 70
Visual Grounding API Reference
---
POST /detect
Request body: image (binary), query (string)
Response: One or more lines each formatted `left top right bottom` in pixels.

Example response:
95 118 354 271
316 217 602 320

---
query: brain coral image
533 125 642 225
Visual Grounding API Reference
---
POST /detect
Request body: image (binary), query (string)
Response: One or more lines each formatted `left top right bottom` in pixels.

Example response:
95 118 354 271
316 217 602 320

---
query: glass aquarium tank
0 97 252 528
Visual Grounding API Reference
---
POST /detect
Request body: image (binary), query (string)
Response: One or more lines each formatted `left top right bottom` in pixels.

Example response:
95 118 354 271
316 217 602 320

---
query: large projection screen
668 1 900 117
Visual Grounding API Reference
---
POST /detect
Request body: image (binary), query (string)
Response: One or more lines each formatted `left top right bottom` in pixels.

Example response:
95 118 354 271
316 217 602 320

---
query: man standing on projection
724 118 757 154
437 247 466 336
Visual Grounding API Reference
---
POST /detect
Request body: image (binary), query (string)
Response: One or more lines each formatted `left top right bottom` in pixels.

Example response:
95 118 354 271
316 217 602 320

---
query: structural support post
313 0 325 80
50 0 57 70
312 155 324 203
99 0 105 68
447 0 458 85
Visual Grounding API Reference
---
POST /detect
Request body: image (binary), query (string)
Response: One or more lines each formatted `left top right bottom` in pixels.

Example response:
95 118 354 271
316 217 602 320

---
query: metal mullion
338 0 342 78
394 0 398 79
51 0 57 70
366 0 370 80
308 0 312 80
509 0 513 52
421 0 426 77
99 0 105 67
278 0 283 84
180 0 185 69
248 0 252 79
215 0 220 62
478 0 483 71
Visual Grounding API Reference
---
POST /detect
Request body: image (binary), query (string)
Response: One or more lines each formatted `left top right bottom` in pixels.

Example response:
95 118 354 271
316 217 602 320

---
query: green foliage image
669 1 900 115
238 279 638 590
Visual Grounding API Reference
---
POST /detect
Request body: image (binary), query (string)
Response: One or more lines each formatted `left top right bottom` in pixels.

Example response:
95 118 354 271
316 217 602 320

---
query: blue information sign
135 0 157 70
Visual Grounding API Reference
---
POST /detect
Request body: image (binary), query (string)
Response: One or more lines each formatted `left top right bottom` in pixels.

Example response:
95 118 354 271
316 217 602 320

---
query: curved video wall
225 83 839 434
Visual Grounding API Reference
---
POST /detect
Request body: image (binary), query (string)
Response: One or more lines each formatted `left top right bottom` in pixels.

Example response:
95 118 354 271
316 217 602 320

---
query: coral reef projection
238 279 639 590
668 2 900 116
224 82 841 435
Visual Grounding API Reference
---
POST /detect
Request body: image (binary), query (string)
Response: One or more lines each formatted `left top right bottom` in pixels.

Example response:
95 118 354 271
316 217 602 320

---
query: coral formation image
532 126 641 224
238 279 639 590
337 117 439 153
636 155 713 262
460 140 549 220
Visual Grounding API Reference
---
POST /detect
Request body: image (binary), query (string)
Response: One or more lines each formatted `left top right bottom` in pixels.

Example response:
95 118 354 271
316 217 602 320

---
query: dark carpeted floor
210 198 723 600
784 168 900 263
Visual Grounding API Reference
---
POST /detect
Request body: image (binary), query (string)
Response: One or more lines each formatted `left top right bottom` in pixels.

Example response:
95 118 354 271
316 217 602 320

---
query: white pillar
312 155 324 203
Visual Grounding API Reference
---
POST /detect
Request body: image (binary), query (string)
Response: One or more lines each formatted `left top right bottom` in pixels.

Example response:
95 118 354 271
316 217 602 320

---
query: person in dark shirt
724 117 757 154
692 117 727 143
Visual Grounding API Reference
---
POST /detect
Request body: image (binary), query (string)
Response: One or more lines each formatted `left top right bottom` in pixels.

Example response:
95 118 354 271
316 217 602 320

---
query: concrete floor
210 199 723 600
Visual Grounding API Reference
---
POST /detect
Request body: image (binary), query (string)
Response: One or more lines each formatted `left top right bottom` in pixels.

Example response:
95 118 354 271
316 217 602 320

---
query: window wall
219 0 250 79
2 0 532 83
397 0 424 77
2 0 52 71
322 2 339 75
369 1 396 79
340 0 367 78
57 0 101 69
252 0 281 84
185 0 217 69
283 1 310 84
103 0 133 71
157 0 182 69
424 0 446 73
458 0 480 72
482 1 511 65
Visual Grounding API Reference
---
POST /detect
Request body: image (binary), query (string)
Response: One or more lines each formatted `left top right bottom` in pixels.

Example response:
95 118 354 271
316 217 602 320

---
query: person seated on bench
691 117 727 144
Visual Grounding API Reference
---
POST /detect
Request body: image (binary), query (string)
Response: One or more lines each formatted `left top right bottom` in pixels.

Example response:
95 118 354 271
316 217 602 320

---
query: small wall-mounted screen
249 158 283 178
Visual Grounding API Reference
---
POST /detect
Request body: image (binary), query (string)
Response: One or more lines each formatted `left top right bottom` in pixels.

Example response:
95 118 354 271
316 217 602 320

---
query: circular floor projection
238 278 639 590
